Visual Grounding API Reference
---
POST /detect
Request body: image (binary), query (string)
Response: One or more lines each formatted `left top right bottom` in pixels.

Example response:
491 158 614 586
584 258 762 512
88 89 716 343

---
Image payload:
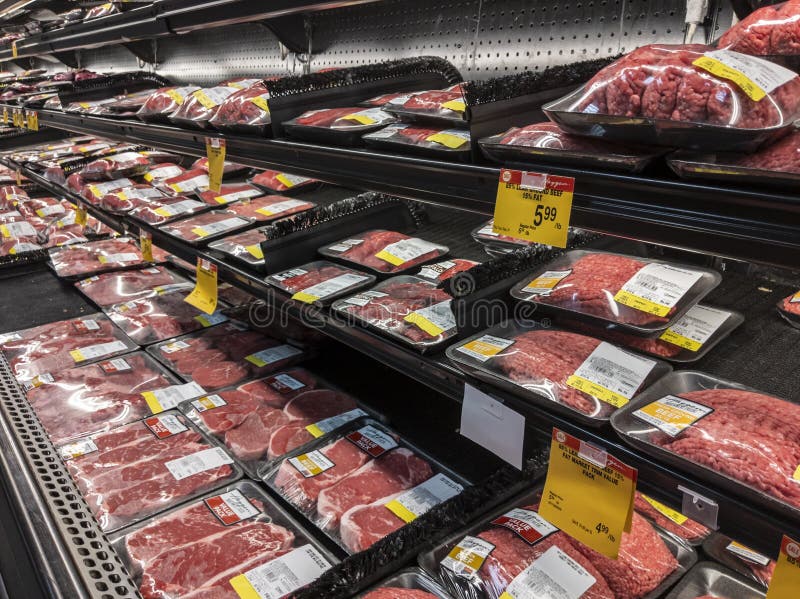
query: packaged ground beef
479 122 662 172
633 491 710 545
111 480 337 599
181 368 369 477
169 86 239 128
208 81 272 134
59 411 240 532
702 533 776 588
158 209 255 245
612 371 800 517
778 289 800 328
266 261 375 306
319 229 449 274
356 569 453 598
207 228 267 268
332 276 458 350
363 124 472 160
447 321 670 424
545 44 800 150
249 170 320 193
718 1 800 56
283 107 397 145
510 250 721 334
263 418 467 554
75 266 190 307
419 488 694 599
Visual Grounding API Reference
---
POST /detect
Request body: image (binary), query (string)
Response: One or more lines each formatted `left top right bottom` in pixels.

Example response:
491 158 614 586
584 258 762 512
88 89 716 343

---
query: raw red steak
268 421 315 460
339 492 407 552
651 388 800 509
235 369 320 408
76 267 186 307
362 589 439 599
49 237 148 278
169 86 239 128
274 438 370 508
224 407 291 461
500 122 639 154
317 448 433 527
402 89 464 114
160 210 250 243
137 86 201 121
192 361 250 389
283 390 357 421
191 157 250 176
295 107 367 127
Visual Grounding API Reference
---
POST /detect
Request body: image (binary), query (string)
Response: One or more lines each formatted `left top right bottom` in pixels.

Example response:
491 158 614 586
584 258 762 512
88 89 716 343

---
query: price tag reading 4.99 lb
767 535 800 599
539 429 637 559
493 169 574 248
185 258 218 315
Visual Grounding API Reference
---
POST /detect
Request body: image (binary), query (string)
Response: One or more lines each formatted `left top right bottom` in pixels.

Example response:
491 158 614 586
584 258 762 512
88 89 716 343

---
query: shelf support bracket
51 51 80 69
123 39 158 67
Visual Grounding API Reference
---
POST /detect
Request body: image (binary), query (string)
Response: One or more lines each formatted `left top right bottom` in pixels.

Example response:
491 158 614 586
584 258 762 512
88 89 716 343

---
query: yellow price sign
184 258 218 315
767 535 800 599
139 230 153 262
2 107 7 125
11 40 17 59
75 205 87 226
205 137 226 193
26 111 37 131
492 169 574 248
539 428 637 559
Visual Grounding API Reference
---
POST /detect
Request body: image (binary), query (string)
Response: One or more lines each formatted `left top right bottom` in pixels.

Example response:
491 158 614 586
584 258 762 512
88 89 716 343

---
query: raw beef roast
339 493 408 552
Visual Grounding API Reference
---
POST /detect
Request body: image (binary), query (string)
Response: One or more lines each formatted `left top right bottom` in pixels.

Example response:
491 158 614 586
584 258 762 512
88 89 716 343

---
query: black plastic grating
0 353 140 599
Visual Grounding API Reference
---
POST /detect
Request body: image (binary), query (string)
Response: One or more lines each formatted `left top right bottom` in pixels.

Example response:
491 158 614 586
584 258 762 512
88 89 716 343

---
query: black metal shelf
0 0 380 61
13 106 800 270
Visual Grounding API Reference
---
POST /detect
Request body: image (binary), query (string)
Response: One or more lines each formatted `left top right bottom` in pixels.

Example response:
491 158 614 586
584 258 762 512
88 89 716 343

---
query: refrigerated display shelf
7 107 800 270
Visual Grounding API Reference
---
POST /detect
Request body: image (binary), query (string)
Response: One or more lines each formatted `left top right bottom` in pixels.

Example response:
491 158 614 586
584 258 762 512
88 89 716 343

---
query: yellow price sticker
15 169 21 186
426 131 468 149
767 535 800 599
658 328 701 351
184 258 218 315
165 89 185 105
2 107 8 125
404 312 445 337
539 428 637 559
140 230 153 262
441 99 466 113
291 291 320 304
373 249 405 266
341 113 377 125
26 111 37 131
244 244 263 260
205 137 226 193
639 494 688 525
493 169 574 248
193 90 217 109
275 174 296 188
565 374 631 408
693 55 765 101
385 499 418 523
75 205 87 226
11 40 17 58
249 95 270 112
613 289 671 317
141 391 164 414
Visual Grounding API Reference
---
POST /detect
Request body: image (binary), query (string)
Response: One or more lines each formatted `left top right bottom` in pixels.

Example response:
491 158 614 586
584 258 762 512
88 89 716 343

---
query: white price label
461 384 524 469
255 199 309 217
503 546 596 599
346 425 398 457
143 381 207 413
456 334 514 362
306 408 367 438
191 216 249 237
440 535 496 580
194 311 229 327
36 204 66 218
523 270 573 295
214 188 262 204
405 299 456 336
659 305 731 351
294 273 370 301
385 473 463 522
726 541 771 566
376 237 440 266
161 340 190 353
229 545 332 599
154 199 205 217
366 123 408 139
327 239 363 253
165 446 233 480
1 221 36 237
70 340 128 363
98 252 140 264
289 450 336 478
168 174 209 193
191 394 228 412
59 439 98 460
205 489 261 525
145 165 183 181
418 260 456 281
245 345 302 367
88 178 134 195
616 263 703 315
699 49 796 96
343 290 388 307
633 394 714 437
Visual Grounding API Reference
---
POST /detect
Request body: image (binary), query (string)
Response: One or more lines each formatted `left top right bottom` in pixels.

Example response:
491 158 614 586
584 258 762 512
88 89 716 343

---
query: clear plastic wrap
418 488 695 599
48 237 153 279
111 479 337 599
510 250 722 334
21 197 69 220
319 229 449 274
266 261 376 306
718 1 800 56
284 107 398 145
82 177 136 205
0 313 138 381
156 168 210 195
208 81 272 134
106 289 230 345
137 86 201 122
207 228 267 268
181 368 368 477
84 2 120 20
223 195 316 222
142 162 185 183
169 86 239 128
263 419 468 554
190 157 251 177
80 151 151 180
332 276 457 350
611 370 800 517
147 322 308 391
415 259 480 283
701 533 775 588
384 88 467 125
128 195 209 225
479 122 662 172
544 44 800 151
99 185 166 214
356 568 454 598
59 411 241 532
663 561 766 599
363 124 472 160
633 491 710 545
195 183 263 207
158 210 255 245
249 170 320 193
75 266 190 307
446 320 671 425
778 289 800 328
25 351 180 445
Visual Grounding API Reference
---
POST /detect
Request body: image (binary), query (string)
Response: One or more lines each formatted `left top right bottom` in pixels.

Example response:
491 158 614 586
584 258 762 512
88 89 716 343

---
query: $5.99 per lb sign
492 169 575 248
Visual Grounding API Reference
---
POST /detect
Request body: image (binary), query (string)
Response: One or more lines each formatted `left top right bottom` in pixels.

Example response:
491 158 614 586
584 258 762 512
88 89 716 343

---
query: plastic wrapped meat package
25 352 182 445
701 533 775 588
223 195 316 222
59 412 240 532
195 183 263 207
543 44 800 151
332 276 459 350
611 370 800 518
418 487 695 599
479 122 662 172
49 237 153 279
363 124 472 160
82 178 136 205
383 86 467 124
414 259 480 284
283 107 397 145
718 1 800 56
169 86 240 128
662 561 767 599
137 86 202 121
147 322 308 391
778 289 800 328
267 261 376 306
0 220 45 256
207 228 267 268
181 368 371 477
447 320 671 425
80 151 151 180
510 250 721 334
75 266 190 307
190 157 251 177
110 480 337 599
319 229 449 274
471 219 533 256
249 170 320 193
558 304 744 363
208 81 272 134
142 162 185 183
633 491 710 545
356 568 454 598
99 185 166 214
128 195 209 225
158 210 255 245
157 169 210 196
0 313 138 382
264 419 468 553
105 289 230 345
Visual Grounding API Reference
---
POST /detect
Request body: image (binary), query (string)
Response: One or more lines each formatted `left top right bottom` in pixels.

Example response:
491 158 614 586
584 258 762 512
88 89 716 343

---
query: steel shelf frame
11 106 800 270
6 154 797 560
